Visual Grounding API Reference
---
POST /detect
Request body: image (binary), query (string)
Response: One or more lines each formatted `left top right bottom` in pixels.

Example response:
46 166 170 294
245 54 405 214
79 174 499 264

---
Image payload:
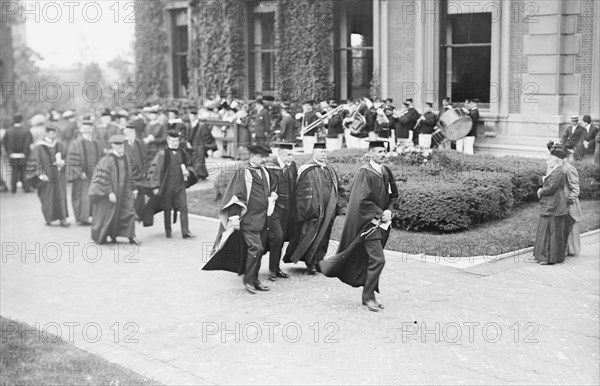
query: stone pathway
1 189 598 385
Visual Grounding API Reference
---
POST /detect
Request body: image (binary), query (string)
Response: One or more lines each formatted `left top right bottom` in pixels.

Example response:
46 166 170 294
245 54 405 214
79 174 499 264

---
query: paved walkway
1 189 599 385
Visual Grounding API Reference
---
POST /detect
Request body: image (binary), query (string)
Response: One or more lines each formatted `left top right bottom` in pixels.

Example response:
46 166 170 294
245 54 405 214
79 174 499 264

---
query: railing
198 120 240 160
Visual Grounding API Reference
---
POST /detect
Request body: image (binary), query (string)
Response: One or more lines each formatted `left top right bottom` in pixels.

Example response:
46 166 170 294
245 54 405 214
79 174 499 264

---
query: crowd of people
0 98 597 311
203 139 396 311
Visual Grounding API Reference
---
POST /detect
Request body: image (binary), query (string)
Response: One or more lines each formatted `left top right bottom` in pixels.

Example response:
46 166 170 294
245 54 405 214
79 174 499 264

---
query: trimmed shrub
393 180 473 232
574 162 600 200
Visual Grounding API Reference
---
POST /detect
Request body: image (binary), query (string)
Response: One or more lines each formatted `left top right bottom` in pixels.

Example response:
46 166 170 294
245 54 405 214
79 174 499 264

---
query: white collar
313 159 326 167
369 160 383 174
277 156 286 168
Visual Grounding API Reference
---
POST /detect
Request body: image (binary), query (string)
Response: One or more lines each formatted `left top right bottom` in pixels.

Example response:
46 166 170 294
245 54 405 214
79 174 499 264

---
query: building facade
137 0 600 156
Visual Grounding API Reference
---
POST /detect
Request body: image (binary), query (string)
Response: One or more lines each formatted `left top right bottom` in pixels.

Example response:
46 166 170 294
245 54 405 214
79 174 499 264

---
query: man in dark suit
265 142 298 281
574 115 598 161
278 103 296 143
561 115 586 159
253 98 270 145
4 114 33 193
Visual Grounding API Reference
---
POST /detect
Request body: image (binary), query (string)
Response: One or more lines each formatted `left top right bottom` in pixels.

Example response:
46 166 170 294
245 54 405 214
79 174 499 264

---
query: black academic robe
26 140 69 223
333 163 399 289
188 121 210 179
89 153 136 242
254 108 271 143
59 120 78 156
144 121 167 168
67 137 102 223
283 160 339 265
202 164 273 274
265 159 298 242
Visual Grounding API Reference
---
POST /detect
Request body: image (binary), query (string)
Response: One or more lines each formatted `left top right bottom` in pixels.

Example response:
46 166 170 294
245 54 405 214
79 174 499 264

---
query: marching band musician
415 102 438 149
326 101 345 151
396 98 420 144
436 97 453 149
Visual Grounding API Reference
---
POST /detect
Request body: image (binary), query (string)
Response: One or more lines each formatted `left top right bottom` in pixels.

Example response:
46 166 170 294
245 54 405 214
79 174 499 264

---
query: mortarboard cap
274 142 294 150
109 134 126 144
245 144 272 156
313 142 327 150
366 139 389 150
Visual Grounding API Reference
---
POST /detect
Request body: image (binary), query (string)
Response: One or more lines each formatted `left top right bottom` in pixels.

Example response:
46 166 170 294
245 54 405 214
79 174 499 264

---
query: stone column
522 0 582 116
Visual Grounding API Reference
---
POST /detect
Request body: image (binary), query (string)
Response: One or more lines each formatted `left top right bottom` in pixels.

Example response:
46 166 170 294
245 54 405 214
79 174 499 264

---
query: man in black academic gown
264 142 298 281
123 123 147 220
143 106 168 168
187 109 210 180
26 124 70 227
5 114 33 193
333 140 398 312
284 142 339 275
89 135 140 245
144 127 196 239
253 98 270 145
202 144 278 294
66 119 102 225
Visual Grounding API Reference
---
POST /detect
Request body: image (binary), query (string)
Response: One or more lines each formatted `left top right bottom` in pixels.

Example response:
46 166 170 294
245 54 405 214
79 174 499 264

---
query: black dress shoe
363 300 385 309
306 267 317 275
363 300 380 312
275 270 289 278
254 282 270 291
59 220 71 227
129 237 142 245
244 283 256 294
268 273 278 282
183 232 195 239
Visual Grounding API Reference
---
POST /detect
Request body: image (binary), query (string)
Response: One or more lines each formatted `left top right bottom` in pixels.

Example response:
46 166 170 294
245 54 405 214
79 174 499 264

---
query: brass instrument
301 105 344 136
343 102 367 135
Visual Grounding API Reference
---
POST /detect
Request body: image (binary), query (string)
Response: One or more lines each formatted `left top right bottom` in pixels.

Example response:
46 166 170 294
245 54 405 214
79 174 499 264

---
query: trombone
300 105 345 136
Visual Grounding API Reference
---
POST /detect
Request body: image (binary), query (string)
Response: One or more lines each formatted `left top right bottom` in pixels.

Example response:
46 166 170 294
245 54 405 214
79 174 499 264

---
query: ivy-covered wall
275 0 335 101
135 0 336 102
134 0 169 101
189 0 246 99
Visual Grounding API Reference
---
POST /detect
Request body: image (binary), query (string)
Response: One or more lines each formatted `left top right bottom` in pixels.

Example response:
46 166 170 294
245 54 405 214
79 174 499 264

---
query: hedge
211 148 600 233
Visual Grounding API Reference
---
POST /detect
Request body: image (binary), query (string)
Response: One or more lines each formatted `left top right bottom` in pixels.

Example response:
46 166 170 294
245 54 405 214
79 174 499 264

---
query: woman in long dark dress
533 144 568 264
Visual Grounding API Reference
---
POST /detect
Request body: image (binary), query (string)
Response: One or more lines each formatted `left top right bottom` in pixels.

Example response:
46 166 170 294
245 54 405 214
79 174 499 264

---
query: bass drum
437 108 473 141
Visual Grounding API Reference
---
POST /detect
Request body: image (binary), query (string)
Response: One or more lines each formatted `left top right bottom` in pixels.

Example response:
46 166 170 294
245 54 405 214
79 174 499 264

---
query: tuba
343 102 367 136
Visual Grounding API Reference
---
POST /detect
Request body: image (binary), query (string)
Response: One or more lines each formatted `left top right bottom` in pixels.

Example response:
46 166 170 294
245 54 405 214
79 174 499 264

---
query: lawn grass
189 188 599 257
0 316 162 386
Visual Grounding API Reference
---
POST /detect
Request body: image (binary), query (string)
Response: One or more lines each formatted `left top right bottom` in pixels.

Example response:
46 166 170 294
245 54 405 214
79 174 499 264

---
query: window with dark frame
171 8 189 98
444 12 492 107
335 0 374 100
249 4 276 98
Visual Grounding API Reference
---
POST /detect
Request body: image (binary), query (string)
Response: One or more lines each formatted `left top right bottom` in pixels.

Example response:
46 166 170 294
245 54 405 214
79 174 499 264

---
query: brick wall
387 0 416 102
509 0 527 114
576 0 594 115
